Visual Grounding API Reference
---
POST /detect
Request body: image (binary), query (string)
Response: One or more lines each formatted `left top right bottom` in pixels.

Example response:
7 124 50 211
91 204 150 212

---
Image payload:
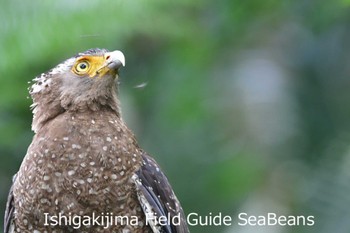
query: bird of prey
4 48 189 233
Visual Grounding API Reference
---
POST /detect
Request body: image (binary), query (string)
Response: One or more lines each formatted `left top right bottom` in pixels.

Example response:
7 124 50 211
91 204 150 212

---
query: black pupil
79 63 87 69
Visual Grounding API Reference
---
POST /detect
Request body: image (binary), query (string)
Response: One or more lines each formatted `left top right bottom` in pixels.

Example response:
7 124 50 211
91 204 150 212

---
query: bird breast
13 109 144 228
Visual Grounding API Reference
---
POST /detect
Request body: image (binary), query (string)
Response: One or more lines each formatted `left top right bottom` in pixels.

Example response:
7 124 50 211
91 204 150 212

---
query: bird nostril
106 55 110 60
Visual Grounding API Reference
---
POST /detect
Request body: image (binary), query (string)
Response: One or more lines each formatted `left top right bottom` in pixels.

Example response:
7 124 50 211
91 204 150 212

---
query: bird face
71 50 125 78
30 48 125 132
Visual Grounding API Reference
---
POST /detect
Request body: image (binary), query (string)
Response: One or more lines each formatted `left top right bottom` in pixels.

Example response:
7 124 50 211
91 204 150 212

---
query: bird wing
132 153 189 233
4 174 16 233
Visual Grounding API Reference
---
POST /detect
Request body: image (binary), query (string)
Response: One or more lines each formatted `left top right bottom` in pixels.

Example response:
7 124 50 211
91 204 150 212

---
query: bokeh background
1 0 350 232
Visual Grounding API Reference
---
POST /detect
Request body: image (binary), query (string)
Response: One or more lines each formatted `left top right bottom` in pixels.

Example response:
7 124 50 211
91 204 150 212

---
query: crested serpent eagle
4 48 189 233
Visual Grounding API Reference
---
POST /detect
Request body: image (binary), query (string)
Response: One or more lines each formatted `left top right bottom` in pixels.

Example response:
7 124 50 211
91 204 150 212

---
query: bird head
30 48 125 133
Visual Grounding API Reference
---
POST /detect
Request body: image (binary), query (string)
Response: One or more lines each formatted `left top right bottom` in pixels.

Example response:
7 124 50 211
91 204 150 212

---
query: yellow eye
75 61 90 74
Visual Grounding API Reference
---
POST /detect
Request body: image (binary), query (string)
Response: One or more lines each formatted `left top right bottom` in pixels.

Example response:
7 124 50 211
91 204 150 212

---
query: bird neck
31 91 122 133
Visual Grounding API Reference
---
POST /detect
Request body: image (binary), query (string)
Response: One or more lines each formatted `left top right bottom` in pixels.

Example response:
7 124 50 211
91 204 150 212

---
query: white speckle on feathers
68 170 75 176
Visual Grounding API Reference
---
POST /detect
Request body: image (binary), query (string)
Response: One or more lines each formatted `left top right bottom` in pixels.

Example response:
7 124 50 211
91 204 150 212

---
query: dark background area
1 0 350 232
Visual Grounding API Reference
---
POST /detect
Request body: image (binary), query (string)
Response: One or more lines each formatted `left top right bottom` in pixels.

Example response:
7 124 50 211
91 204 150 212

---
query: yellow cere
72 55 112 78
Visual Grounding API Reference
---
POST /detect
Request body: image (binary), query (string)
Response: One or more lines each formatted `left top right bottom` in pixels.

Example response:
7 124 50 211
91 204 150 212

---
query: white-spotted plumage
30 57 74 94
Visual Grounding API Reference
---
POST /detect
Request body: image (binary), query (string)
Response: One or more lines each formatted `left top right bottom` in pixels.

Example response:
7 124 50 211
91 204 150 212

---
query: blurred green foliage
1 0 350 232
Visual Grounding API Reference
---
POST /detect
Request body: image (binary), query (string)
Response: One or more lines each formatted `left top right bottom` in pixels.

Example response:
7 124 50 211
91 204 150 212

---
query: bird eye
75 61 90 74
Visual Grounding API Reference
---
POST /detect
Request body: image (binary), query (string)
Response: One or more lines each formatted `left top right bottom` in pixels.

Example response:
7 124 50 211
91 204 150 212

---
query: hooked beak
95 50 125 77
105 50 125 70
